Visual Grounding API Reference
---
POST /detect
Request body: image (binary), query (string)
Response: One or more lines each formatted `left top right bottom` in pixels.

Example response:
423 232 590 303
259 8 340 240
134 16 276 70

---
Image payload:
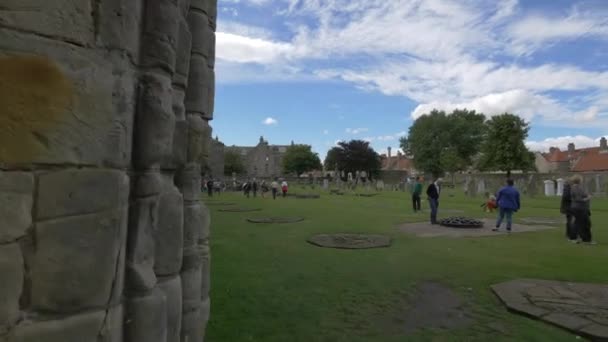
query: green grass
205 187 607 342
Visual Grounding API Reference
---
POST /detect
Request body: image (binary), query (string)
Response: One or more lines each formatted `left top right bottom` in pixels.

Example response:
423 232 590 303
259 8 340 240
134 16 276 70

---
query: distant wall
0 0 216 341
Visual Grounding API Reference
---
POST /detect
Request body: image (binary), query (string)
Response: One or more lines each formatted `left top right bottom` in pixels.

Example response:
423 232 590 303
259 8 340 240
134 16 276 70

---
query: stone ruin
1 0 216 341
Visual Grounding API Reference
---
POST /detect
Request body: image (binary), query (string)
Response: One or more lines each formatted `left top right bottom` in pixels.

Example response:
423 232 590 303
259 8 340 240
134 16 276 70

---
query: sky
212 0 608 159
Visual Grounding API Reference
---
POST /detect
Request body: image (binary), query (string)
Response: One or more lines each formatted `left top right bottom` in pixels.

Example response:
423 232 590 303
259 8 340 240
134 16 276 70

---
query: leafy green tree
324 140 382 178
400 109 486 178
477 113 536 178
282 144 322 176
224 150 246 176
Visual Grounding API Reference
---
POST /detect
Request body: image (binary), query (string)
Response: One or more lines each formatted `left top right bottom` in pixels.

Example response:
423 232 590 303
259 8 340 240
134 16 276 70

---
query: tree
400 109 486 178
282 144 322 176
324 140 382 178
224 150 245 176
477 113 536 178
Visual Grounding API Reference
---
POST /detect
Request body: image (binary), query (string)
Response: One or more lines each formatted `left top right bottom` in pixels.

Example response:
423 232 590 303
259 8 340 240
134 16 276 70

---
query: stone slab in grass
204 202 236 206
307 234 391 249
219 208 262 213
398 218 556 238
293 194 321 199
520 217 563 225
247 217 305 224
491 279 608 341
355 193 380 197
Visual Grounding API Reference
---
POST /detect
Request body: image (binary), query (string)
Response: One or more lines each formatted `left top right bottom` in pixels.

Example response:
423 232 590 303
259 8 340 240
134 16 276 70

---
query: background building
535 137 608 173
225 136 293 178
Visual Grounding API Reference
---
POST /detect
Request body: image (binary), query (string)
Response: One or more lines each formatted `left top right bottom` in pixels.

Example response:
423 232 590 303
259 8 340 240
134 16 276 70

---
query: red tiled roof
381 156 414 171
572 148 608 172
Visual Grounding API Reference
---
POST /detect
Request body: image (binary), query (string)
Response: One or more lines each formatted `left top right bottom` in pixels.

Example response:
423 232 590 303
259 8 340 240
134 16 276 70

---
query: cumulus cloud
263 117 278 125
526 135 608 152
346 127 369 134
216 32 293 63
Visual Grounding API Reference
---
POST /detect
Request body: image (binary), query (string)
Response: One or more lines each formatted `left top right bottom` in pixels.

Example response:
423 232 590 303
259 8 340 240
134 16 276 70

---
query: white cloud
216 32 293 63
346 127 369 134
263 117 279 125
526 135 607 152
323 129 329 135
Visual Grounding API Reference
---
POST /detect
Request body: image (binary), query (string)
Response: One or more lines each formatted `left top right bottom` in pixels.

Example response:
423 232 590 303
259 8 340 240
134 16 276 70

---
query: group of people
410 176 594 244
242 178 289 199
203 179 224 197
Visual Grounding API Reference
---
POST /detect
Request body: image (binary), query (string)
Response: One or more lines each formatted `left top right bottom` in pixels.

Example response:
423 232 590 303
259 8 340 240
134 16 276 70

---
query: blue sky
212 0 608 158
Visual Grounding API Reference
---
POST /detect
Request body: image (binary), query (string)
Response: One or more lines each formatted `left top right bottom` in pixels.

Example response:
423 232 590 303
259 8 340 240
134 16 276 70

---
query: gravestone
323 179 329 190
476 179 486 195
556 178 565 196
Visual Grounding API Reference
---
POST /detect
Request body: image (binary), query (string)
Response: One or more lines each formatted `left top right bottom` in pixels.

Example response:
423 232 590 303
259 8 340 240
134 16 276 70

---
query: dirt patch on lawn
378 282 475 335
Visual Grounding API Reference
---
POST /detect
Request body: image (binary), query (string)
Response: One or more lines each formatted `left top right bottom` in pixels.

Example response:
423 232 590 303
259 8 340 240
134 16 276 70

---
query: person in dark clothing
570 176 594 244
206 179 213 197
426 178 441 224
243 180 251 198
412 176 423 212
560 180 576 240
252 179 259 198
492 179 520 233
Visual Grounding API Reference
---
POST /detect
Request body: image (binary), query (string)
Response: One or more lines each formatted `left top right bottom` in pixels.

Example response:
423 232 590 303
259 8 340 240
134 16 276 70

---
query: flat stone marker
307 234 391 249
293 194 321 199
219 208 262 213
247 217 305 224
356 193 379 197
520 217 563 225
398 219 556 238
492 279 608 341
205 202 236 206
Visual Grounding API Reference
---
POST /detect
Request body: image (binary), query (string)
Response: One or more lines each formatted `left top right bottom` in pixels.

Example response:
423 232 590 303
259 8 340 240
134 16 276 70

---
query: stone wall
0 0 216 341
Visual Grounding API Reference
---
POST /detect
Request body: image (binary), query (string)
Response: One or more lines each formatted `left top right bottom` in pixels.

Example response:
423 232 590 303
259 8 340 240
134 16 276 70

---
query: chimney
549 147 558 154
388 147 392 159
567 143 575 153
601 137 607 150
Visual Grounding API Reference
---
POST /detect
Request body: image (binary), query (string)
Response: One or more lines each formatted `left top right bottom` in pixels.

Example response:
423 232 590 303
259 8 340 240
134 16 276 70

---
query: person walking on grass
252 178 259 198
271 178 279 199
560 179 575 240
492 179 520 233
281 180 289 198
426 178 441 224
570 176 595 245
412 176 423 212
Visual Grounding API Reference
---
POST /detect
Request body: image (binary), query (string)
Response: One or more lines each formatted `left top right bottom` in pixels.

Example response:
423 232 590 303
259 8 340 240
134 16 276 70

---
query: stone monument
0 0 217 341
544 180 556 196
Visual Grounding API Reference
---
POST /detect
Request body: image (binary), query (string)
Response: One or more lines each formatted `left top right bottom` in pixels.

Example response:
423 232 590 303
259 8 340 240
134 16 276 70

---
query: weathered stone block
181 262 202 304
200 297 211 337
190 0 217 29
133 171 163 198
154 176 184 276
186 114 205 163
126 197 158 292
0 0 94 46
0 244 23 332
98 305 124 342
180 304 202 342
31 210 126 313
37 169 129 220
12 310 105 342
174 19 192 87
174 120 189 167
183 205 202 248
200 244 211 301
176 164 201 202
172 88 187 121
200 204 211 243
125 289 167 342
97 0 144 60
185 56 214 119
0 172 33 243
189 11 215 68
0 31 135 167
140 0 180 74
133 73 175 169
158 277 182 342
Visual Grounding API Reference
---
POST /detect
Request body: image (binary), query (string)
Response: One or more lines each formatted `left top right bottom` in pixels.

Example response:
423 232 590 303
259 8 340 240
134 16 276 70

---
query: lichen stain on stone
0 55 73 164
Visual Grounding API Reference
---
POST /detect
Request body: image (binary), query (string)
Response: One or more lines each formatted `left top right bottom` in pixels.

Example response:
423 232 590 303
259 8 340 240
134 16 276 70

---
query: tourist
482 193 497 213
560 179 575 240
260 180 268 198
206 178 214 197
252 178 259 198
243 180 251 198
492 179 520 233
570 176 594 244
426 178 441 224
281 180 289 198
412 176 423 212
271 178 279 199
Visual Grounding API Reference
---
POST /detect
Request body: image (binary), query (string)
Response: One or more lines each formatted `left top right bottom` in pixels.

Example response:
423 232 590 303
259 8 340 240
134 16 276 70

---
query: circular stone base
205 202 236 206
356 193 379 197
247 217 305 224
294 194 321 199
520 217 561 225
439 217 484 228
219 208 262 213
307 234 391 249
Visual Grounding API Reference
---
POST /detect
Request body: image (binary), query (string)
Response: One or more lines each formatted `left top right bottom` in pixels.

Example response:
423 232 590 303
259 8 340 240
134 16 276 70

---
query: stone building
226 136 292 178
207 136 225 178
0 0 216 341
535 137 608 173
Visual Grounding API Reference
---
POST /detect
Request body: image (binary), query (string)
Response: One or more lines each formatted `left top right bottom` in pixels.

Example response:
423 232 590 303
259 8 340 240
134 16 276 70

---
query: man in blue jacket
492 179 520 233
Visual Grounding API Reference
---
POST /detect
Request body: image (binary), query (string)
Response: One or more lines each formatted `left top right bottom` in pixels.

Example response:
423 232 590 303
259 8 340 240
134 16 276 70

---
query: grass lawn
205 186 607 342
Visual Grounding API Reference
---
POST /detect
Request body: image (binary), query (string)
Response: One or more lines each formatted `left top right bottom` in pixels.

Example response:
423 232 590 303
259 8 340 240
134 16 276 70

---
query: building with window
225 136 292 178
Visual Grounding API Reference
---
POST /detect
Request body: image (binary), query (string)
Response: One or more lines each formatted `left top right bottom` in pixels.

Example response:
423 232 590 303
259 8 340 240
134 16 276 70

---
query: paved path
398 218 556 238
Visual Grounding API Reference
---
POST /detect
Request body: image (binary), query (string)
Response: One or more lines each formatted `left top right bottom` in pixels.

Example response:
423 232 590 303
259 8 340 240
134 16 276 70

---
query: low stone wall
1 0 216 341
